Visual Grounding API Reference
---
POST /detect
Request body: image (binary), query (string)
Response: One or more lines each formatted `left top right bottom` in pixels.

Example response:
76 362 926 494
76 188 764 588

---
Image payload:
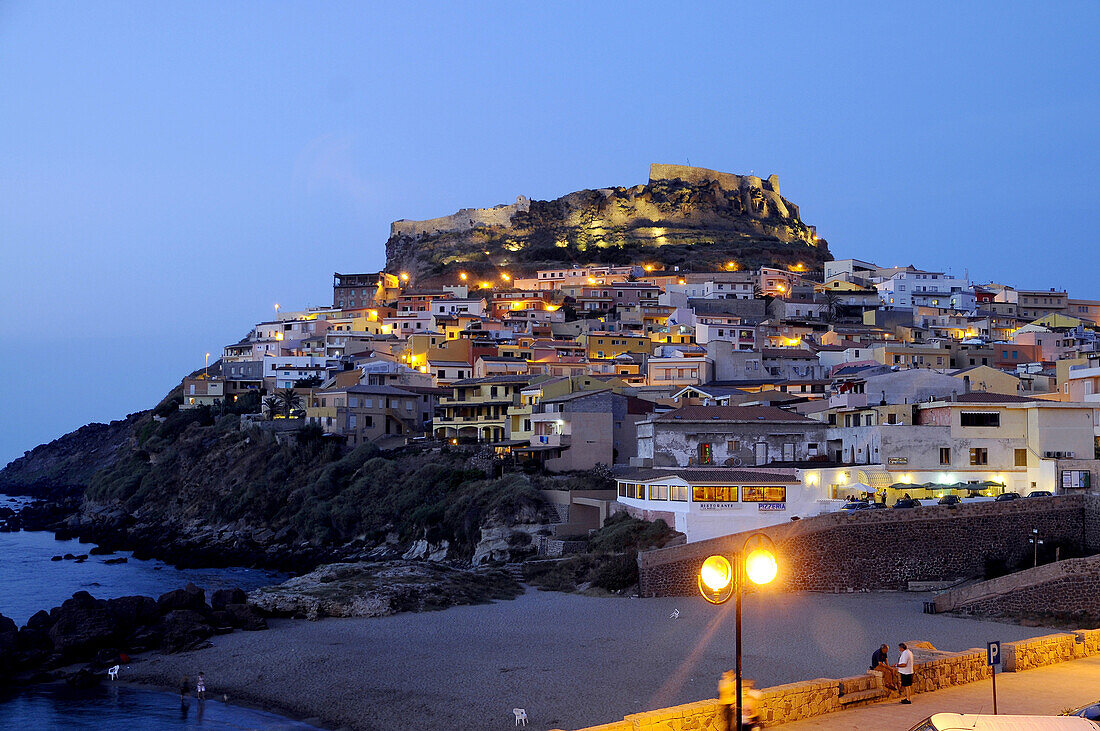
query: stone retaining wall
558 630 1100 731
936 555 1100 625
639 495 1100 597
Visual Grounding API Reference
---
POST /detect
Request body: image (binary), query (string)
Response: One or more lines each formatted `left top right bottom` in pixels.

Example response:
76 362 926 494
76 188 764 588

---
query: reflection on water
0 683 321 729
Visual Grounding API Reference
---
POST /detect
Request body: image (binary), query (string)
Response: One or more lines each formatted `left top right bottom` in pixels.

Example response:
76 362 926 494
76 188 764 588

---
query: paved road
777 655 1100 729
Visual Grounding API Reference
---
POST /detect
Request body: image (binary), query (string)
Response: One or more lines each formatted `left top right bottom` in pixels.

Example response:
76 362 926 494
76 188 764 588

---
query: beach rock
248 561 523 620
50 555 62 561
103 556 128 564
65 667 102 689
47 592 118 659
25 610 53 631
88 546 114 555
0 616 17 675
0 614 15 635
157 583 209 614
402 539 450 561
106 595 159 631
155 610 215 653
211 587 247 611
224 603 268 631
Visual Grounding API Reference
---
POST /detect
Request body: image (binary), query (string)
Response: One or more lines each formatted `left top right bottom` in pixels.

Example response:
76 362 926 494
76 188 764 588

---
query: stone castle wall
390 196 530 238
649 164 781 196
638 494 1100 597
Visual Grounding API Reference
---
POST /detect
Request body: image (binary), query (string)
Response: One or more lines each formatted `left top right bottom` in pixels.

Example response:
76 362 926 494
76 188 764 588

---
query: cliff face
386 164 831 282
0 415 142 498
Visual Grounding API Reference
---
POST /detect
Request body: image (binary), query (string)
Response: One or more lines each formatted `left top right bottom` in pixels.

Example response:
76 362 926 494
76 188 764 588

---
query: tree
263 397 281 420
294 375 323 388
278 388 303 417
823 289 840 323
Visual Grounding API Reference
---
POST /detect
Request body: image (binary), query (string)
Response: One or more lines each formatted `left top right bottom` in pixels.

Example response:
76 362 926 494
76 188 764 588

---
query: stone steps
503 563 526 582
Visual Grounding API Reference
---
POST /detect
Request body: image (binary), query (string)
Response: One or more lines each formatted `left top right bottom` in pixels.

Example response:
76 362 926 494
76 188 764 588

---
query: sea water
0 684 321 729
0 495 313 728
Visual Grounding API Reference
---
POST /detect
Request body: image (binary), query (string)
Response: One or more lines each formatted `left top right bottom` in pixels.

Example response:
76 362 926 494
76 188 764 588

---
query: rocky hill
386 164 832 283
0 415 143 499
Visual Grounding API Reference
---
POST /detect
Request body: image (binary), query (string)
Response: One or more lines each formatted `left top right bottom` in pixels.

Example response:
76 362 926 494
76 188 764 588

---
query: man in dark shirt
870 644 900 692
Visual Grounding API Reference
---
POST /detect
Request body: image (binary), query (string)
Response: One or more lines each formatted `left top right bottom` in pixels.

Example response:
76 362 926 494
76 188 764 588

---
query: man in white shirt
894 642 915 704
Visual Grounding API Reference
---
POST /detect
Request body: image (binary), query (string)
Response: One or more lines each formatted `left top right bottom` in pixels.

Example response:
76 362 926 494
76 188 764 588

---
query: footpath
777 655 1100 729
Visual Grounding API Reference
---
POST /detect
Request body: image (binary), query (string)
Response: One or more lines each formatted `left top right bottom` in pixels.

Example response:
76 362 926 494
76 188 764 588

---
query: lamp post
698 533 779 731
204 352 210 378
1029 528 1044 568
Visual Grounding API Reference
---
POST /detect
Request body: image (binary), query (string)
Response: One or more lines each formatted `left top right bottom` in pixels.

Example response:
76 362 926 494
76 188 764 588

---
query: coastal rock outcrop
0 584 266 685
248 561 523 620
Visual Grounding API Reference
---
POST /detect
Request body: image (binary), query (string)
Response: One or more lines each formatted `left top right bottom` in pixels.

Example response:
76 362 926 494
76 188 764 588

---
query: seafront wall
638 494 1100 597
558 629 1100 731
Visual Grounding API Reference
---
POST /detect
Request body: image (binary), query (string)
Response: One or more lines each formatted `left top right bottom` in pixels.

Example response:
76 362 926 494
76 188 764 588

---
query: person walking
894 642 915 704
196 672 206 701
179 675 191 704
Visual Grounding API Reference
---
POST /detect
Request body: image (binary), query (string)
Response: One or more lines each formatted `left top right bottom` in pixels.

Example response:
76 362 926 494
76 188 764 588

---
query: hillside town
184 258 1100 546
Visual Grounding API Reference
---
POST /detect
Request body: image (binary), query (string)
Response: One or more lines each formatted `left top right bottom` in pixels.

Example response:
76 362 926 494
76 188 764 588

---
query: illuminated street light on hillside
698 533 778 731
274 303 280 315
459 272 468 281
400 272 409 282
204 352 210 378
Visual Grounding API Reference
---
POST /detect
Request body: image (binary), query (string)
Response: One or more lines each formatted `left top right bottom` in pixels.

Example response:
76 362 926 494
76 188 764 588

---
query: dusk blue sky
2 2 1098 466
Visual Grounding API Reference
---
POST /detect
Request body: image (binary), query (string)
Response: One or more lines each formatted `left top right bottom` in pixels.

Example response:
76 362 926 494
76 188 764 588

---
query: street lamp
698 533 778 731
204 352 210 378
1029 528 1044 568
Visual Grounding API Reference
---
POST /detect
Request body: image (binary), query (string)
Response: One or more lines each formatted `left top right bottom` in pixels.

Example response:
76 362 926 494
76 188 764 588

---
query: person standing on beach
894 643 915 704
196 672 206 701
180 675 191 703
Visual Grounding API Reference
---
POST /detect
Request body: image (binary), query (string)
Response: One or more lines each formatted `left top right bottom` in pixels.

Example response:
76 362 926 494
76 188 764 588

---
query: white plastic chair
107 665 119 680
670 608 680 619
513 708 528 726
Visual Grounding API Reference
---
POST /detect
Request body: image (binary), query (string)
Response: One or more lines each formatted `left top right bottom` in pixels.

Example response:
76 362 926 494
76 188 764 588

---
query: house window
1015 449 1027 467
669 485 689 502
648 484 669 501
742 486 787 502
697 443 713 465
940 447 951 465
970 448 988 466
692 485 738 502
727 440 740 453
961 412 1000 427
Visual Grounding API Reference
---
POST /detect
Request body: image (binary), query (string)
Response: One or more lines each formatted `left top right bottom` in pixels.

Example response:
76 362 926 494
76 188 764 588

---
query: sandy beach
124 589 1054 731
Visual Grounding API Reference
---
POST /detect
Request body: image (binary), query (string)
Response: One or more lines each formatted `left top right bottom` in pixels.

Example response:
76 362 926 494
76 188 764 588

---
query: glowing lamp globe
698 555 734 603
745 548 778 586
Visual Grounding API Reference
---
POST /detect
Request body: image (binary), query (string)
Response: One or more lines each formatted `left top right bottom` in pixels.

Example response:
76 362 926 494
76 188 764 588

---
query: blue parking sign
987 641 1001 666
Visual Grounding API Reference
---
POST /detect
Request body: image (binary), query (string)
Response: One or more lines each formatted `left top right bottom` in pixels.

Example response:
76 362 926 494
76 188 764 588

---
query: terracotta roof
948 392 1036 404
653 405 815 423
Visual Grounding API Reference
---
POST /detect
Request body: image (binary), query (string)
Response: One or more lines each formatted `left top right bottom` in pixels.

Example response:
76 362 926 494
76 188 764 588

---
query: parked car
937 494 961 506
892 498 922 509
1026 490 1054 498
839 502 865 511
910 712 1100 730
994 492 1021 502
862 502 889 510
1063 701 1100 721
